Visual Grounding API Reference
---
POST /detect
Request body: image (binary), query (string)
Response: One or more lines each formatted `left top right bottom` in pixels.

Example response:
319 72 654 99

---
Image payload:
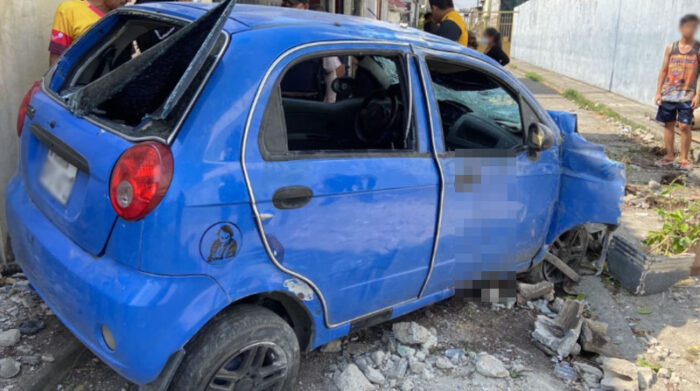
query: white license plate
39 150 78 205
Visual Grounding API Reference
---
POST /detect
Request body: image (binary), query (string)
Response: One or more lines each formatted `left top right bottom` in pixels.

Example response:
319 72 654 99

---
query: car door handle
272 186 313 210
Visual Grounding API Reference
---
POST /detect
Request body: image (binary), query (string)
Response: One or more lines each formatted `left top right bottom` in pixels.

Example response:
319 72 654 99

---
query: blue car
6 1 624 389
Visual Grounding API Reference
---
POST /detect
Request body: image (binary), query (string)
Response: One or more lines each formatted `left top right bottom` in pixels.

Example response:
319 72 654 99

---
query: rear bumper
5 175 229 384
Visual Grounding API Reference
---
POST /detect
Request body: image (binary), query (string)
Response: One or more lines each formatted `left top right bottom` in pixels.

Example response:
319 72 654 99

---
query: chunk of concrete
517 281 555 301
572 360 603 389
607 235 694 295
600 357 638 391
0 329 21 347
335 363 374 391
581 319 618 357
637 366 655 390
476 353 509 378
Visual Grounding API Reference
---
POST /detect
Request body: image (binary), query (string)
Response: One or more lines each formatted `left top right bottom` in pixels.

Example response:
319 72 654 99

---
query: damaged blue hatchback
6 1 624 389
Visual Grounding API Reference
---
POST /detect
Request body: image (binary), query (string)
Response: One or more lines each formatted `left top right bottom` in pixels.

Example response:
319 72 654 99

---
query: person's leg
677 102 694 169
655 102 677 165
679 123 691 165
662 121 677 162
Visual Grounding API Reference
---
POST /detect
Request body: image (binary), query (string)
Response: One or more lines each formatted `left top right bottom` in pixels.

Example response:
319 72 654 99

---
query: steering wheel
354 90 400 145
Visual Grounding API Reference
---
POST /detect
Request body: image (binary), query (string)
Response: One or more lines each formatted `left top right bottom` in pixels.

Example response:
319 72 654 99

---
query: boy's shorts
656 101 694 124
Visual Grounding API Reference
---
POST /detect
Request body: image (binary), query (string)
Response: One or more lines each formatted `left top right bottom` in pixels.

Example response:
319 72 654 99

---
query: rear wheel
528 226 589 284
171 305 300 391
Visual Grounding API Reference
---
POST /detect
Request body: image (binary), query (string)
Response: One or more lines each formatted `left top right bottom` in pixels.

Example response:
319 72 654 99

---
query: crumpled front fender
546 111 625 243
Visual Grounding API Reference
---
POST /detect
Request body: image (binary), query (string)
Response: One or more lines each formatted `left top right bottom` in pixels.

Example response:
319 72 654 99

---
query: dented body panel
6 4 624 385
545 111 625 244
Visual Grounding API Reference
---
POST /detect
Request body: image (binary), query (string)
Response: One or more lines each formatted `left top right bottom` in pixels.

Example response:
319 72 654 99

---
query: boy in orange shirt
49 0 126 65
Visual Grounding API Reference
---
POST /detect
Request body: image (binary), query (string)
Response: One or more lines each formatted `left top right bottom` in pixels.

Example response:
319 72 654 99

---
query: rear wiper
68 0 237 120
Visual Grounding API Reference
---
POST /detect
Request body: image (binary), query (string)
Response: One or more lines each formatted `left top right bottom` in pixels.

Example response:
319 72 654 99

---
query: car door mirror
526 123 555 151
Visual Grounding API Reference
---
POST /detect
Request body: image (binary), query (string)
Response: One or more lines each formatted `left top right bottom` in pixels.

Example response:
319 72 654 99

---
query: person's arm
498 47 510 66
435 20 462 42
655 45 672 106
48 5 72 66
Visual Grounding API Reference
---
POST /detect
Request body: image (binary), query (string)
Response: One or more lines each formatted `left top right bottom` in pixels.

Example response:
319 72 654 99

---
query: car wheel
528 226 589 284
171 305 300 391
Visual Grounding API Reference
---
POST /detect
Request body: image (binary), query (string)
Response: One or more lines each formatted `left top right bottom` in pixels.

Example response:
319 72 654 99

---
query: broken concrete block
392 322 435 347
320 339 342 353
573 360 603 389
517 281 555 301
531 300 584 357
334 363 374 391
637 366 655 390
581 319 618 357
607 236 694 295
600 357 638 391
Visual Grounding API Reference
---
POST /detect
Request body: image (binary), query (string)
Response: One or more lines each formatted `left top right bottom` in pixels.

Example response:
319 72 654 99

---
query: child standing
655 14 700 170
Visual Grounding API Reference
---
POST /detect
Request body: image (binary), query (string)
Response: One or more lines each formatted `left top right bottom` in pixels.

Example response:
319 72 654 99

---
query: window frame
423 54 543 155
257 48 424 162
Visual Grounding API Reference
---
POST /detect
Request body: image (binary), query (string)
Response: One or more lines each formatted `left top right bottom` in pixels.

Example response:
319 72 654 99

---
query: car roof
130 3 495 63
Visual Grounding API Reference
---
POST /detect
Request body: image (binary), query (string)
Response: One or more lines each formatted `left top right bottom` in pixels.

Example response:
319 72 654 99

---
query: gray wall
0 0 64 263
512 0 699 106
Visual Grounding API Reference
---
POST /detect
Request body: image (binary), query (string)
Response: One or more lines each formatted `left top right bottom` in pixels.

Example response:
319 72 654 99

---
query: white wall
512 0 699 106
0 0 64 262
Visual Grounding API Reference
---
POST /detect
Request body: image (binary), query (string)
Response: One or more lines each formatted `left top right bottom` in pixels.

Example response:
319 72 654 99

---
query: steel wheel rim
543 228 588 283
206 342 289 391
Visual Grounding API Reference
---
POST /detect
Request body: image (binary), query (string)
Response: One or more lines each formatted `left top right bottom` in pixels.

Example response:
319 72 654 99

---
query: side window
427 59 523 151
260 53 415 157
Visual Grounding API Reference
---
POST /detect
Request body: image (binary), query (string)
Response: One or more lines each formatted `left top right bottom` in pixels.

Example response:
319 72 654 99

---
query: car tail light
17 81 41 137
109 142 173 221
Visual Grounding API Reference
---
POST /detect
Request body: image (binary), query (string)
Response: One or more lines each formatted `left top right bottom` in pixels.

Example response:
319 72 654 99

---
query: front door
244 44 439 326
418 52 561 297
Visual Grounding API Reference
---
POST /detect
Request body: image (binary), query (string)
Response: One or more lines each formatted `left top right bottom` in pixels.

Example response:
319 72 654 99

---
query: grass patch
637 357 662 372
562 89 649 132
525 71 543 82
636 306 653 315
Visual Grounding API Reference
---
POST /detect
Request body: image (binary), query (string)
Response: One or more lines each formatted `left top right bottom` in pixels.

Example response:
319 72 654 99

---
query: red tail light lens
109 142 173 221
17 81 41 137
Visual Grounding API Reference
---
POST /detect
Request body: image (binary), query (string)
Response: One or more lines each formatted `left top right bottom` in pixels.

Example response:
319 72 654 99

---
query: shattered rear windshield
50 6 231 141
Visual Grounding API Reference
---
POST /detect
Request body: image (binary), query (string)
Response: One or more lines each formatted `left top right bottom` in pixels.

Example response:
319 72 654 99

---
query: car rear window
47 9 228 142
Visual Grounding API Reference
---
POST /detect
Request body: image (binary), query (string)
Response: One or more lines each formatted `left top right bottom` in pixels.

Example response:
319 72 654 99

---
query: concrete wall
512 0 699 106
0 0 64 262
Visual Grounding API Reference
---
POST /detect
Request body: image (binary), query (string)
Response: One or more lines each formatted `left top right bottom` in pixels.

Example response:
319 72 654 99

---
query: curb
14 338 88 391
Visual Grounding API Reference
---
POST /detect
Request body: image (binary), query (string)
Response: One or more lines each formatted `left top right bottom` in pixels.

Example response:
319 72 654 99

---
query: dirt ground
1 74 699 391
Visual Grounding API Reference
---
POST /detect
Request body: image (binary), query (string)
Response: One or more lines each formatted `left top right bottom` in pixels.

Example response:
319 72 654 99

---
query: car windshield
433 83 521 130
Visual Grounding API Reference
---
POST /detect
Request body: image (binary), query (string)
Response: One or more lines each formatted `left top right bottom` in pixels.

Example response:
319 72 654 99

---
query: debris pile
520 281 666 391
0 272 53 380
326 320 523 391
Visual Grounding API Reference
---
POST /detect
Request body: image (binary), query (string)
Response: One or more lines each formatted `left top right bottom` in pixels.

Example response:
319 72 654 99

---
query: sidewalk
509 59 700 145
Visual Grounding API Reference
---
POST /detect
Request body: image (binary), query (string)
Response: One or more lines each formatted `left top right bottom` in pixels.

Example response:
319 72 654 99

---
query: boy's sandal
679 161 693 171
654 158 675 167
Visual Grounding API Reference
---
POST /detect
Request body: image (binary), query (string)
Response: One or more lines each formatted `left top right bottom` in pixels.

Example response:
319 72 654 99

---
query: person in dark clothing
423 12 436 34
482 27 510 66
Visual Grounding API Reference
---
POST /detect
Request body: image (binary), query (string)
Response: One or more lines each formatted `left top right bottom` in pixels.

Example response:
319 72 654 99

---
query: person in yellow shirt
428 0 468 47
49 0 126 65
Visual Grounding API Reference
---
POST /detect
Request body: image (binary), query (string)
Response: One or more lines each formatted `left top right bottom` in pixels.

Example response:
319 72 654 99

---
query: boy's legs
662 120 677 162
679 123 691 164
678 102 694 167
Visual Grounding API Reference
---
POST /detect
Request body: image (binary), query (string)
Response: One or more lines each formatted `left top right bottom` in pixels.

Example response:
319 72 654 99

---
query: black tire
171 305 300 391
527 226 590 284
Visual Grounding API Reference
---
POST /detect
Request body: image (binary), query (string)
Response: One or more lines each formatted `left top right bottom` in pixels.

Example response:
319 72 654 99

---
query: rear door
417 51 561 296
243 43 439 326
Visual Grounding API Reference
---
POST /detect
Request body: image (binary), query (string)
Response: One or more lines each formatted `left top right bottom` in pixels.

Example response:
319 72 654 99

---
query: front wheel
527 226 589 284
171 305 300 391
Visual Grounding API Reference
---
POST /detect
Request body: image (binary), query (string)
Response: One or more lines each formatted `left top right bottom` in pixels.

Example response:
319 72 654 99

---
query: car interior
427 60 524 151
263 54 415 154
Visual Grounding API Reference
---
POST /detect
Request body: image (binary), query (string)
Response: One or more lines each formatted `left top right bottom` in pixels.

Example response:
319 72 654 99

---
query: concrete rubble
517 281 555 302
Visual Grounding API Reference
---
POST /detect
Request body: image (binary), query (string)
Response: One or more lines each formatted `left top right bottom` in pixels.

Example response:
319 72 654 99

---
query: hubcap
543 228 589 283
207 342 288 391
